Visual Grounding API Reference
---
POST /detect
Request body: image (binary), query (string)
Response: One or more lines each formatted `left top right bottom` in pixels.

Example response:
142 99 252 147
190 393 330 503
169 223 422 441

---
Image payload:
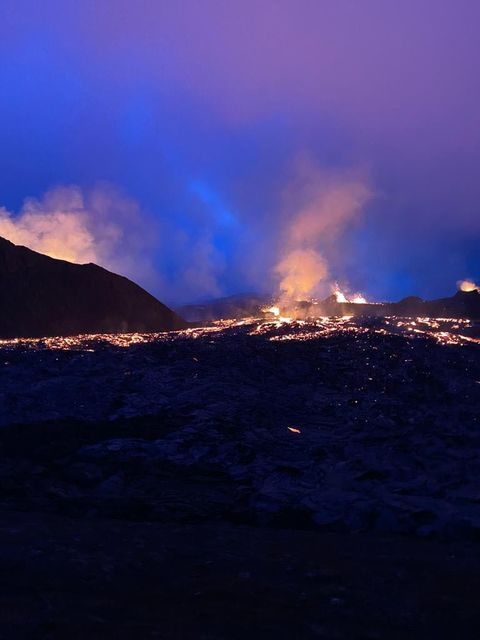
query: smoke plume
0 184 162 293
274 160 372 302
0 183 228 304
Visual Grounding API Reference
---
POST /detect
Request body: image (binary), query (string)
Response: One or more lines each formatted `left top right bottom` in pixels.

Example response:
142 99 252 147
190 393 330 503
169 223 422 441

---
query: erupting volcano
3 1 480 635
2 202 480 640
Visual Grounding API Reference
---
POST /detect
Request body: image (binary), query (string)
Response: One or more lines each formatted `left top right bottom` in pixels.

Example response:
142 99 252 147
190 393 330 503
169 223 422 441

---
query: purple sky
1 1 479 303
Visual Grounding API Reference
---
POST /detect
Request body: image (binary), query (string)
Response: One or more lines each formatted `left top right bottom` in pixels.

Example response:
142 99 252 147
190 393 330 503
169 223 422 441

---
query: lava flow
0 313 478 352
1 286 479 351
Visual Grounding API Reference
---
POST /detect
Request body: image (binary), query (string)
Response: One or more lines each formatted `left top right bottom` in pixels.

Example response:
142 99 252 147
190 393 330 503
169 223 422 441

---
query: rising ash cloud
0 1 479 303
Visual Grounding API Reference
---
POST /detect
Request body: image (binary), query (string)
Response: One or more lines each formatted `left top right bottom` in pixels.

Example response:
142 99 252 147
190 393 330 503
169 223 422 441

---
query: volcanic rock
285 289 480 321
0 236 186 337
0 315 479 540
179 289 480 322
177 293 269 322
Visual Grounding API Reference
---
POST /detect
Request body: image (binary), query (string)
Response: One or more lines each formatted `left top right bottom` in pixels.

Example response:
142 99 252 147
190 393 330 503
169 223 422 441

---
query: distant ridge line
0 236 187 338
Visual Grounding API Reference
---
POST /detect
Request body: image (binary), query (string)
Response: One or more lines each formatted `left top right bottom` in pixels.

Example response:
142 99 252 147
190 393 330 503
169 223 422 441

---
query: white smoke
0 183 154 270
0 184 173 300
0 183 225 303
177 234 224 300
274 158 373 301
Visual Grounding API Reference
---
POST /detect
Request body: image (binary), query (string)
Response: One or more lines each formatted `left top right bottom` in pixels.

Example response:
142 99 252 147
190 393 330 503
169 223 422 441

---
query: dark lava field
0 315 479 638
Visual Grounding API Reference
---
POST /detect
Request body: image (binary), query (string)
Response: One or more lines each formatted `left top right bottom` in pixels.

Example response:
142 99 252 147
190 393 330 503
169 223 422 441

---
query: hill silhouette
0 237 186 338
178 289 480 322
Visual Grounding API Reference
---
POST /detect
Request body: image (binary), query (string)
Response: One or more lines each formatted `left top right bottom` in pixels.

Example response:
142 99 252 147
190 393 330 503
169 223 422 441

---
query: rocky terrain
0 236 186 338
306 289 480 321
1 315 479 537
176 289 480 323
1 315 479 637
177 293 268 322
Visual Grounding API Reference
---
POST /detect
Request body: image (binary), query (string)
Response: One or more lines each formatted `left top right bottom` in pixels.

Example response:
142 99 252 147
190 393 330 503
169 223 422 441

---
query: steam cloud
0 184 227 304
1 186 120 264
274 160 372 302
0 184 163 291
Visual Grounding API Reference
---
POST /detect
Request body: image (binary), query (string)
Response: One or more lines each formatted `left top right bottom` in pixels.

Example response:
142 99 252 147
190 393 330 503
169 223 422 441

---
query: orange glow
333 284 367 304
287 426 302 434
458 279 479 292
0 314 478 353
264 305 280 317
334 289 348 303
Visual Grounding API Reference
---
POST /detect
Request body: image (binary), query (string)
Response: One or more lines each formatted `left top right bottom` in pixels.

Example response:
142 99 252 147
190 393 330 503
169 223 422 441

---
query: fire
261 304 293 324
458 279 479 292
334 289 348 303
266 305 280 317
333 285 367 304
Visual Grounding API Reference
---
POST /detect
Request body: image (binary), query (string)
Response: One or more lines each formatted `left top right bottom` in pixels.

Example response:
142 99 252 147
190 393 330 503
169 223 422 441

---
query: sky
0 0 479 304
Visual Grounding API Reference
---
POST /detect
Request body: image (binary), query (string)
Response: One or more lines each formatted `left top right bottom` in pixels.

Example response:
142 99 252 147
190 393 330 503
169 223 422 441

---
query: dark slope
0 236 186 337
177 293 269 322
311 289 480 320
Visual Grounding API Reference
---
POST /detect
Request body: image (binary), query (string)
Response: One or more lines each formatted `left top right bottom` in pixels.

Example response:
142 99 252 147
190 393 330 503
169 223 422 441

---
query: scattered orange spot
287 426 302 434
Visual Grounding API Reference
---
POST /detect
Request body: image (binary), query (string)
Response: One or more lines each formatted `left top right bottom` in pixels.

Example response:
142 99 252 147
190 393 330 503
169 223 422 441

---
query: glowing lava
458 279 479 292
262 305 292 323
333 285 367 304
0 315 478 352
266 305 280 317
287 426 302 434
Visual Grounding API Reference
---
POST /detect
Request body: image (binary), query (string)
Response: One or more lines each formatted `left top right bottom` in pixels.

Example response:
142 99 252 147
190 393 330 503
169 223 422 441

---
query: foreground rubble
0 316 479 539
1 511 480 639
1 316 480 637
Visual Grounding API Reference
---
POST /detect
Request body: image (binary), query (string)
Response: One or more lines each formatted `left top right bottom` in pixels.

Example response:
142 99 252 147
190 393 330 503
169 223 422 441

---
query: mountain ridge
0 236 186 338
177 289 480 322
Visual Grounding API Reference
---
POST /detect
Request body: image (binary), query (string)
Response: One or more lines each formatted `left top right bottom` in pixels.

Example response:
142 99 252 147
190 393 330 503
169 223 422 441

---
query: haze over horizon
1 1 479 305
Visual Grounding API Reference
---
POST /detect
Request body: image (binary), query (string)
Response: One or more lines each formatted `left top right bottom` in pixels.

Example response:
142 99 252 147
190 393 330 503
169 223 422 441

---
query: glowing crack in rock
287 427 302 434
